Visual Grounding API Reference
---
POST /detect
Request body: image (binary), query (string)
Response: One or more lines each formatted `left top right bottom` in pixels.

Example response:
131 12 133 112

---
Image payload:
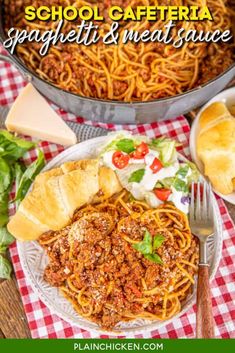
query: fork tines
190 181 214 226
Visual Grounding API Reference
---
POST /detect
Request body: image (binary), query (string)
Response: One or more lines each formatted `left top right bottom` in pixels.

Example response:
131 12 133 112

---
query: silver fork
189 181 215 338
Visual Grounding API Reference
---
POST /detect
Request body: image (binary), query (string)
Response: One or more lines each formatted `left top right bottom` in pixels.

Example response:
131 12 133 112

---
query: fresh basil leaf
0 158 12 194
11 161 26 178
0 245 7 254
116 139 135 154
145 253 163 265
153 234 165 250
0 254 12 279
133 230 152 255
176 165 189 179
173 178 189 193
132 229 164 265
0 192 9 227
14 149 45 202
0 130 35 161
14 162 25 209
0 226 15 251
128 169 145 183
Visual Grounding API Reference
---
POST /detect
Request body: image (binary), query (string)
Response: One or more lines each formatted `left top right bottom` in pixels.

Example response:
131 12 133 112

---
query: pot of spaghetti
0 0 235 124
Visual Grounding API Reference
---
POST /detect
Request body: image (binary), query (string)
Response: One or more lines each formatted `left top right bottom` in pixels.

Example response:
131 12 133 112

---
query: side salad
0 130 45 279
100 132 199 213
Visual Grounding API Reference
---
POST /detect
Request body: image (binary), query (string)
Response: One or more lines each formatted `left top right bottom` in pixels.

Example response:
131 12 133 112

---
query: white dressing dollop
144 149 160 166
145 192 162 208
131 183 146 200
169 188 189 214
102 151 117 170
140 161 179 191
129 158 145 164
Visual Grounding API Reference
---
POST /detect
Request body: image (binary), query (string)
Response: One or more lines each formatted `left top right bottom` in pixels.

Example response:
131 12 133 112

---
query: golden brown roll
7 159 122 241
197 102 235 195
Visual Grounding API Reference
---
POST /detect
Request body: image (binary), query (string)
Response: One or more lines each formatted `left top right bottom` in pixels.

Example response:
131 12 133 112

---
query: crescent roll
197 102 235 195
7 159 122 241
61 160 122 201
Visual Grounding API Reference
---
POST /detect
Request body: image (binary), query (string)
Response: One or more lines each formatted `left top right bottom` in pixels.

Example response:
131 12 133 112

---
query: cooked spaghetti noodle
3 0 235 102
38 191 198 330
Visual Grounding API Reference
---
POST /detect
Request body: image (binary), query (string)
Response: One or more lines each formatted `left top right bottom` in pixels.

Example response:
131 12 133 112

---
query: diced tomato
154 188 172 201
150 157 163 174
131 142 149 159
112 151 130 169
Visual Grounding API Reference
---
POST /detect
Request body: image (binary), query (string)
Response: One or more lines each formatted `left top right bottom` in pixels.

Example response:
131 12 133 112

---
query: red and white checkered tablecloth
0 47 235 339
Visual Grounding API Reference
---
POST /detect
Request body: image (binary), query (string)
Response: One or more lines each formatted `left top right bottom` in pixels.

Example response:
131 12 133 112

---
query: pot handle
0 53 32 82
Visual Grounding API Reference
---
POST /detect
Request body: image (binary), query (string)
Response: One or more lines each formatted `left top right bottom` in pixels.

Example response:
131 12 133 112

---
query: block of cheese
5 83 77 146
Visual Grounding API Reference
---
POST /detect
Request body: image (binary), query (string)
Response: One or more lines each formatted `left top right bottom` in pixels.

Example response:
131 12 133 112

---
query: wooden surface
196 265 214 338
0 277 31 338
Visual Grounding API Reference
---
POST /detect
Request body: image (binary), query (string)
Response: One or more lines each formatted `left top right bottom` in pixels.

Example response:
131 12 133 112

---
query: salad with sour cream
100 132 199 214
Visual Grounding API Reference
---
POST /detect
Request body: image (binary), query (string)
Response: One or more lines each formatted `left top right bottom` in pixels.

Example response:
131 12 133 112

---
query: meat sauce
39 200 198 330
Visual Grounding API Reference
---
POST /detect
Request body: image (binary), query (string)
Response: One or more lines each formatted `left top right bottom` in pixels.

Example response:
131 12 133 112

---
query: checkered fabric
0 46 235 339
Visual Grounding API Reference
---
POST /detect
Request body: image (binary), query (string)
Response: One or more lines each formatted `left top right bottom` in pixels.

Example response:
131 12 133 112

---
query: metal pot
0 2 235 124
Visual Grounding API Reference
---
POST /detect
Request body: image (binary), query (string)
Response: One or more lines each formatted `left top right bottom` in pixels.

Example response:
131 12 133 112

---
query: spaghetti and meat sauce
3 0 235 102
38 191 198 330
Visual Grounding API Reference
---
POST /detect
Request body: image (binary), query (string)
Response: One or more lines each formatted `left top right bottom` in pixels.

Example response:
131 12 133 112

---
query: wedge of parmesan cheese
5 83 77 146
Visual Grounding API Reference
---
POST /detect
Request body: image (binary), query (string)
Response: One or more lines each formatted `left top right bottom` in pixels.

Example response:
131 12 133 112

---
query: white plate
190 87 235 205
17 136 223 336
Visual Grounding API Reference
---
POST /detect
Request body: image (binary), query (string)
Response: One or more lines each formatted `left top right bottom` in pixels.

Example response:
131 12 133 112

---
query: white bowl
190 87 235 205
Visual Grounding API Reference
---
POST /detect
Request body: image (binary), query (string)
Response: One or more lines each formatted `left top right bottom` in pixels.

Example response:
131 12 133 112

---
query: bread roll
59 168 99 217
61 160 122 202
233 178 235 189
7 159 122 241
61 159 99 173
7 210 49 242
197 102 235 194
93 166 122 202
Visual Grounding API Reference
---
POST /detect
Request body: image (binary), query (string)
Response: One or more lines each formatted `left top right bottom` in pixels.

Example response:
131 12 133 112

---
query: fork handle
196 265 214 338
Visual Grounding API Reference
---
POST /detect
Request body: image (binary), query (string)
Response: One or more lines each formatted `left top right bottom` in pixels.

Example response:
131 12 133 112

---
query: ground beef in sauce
39 199 198 330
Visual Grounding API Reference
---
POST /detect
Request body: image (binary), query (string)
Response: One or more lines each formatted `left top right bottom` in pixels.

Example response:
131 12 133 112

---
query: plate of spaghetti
3 0 235 102
13 135 223 334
